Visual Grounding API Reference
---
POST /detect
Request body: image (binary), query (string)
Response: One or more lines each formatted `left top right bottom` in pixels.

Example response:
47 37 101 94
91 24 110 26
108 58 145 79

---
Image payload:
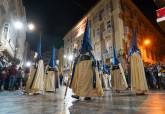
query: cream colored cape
70 60 104 97
25 67 36 93
130 53 148 94
30 60 45 94
111 63 128 91
45 70 55 92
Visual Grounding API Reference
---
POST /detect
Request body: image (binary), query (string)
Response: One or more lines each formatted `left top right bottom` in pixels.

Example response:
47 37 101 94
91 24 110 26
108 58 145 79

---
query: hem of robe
45 71 55 92
130 53 148 94
111 69 128 91
70 60 104 97
30 60 45 94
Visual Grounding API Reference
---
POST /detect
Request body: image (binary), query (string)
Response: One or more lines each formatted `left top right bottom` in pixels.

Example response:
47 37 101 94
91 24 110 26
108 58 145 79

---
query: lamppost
144 39 151 46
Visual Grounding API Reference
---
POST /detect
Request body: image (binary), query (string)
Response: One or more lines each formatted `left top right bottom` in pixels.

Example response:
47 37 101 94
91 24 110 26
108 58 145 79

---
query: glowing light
34 52 38 59
28 23 35 31
56 60 59 65
64 55 67 59
68 54 73 61
76 28 84 37
26 61 31 67
14 21 23 29
144 39 151 46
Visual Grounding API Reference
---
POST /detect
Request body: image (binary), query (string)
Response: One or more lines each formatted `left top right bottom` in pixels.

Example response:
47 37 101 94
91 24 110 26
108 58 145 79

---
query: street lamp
28 23 35 31
144 39 151 46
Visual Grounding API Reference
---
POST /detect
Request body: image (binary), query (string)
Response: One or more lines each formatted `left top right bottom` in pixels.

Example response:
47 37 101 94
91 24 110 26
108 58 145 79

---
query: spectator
16 67 23 90
59 72 63 86
8 65 17 90
153 65 161 89
0 67 8 91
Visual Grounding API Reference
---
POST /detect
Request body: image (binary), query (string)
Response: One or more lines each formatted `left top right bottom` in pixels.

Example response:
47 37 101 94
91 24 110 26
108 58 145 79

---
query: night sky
23 0 99 51
23 0 157 52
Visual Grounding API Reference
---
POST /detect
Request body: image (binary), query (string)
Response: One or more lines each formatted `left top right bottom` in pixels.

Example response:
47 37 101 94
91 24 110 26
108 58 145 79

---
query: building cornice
63 0 105 40
121 0 165 38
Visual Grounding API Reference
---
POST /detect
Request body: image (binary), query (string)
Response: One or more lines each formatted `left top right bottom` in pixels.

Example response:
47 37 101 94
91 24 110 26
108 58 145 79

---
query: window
100 23 105 33
99 9 104 21
93 13 99 23
96 28 100 37
4 23 9 32
107 20 112 32
3 23 9 40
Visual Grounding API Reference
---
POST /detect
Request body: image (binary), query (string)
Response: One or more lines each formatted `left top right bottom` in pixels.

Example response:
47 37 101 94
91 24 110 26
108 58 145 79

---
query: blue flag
129 29 140 56
112 47 119 65
37 37 42 59
79 19 93 54
49 47 56 68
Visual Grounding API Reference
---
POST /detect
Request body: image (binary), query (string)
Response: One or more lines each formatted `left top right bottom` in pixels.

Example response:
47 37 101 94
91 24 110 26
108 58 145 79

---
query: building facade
0 0 27 66
63 0 165 70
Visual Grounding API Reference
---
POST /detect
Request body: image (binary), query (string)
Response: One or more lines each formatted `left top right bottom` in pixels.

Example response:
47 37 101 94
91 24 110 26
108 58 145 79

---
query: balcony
0 38 15 58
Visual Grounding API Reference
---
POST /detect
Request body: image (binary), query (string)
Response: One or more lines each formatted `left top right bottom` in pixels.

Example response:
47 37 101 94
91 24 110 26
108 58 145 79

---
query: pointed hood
79 19 93 54
129 29 140 55
101 55 104 70
112 47 119 65
37 37 42 59
49 47 56 68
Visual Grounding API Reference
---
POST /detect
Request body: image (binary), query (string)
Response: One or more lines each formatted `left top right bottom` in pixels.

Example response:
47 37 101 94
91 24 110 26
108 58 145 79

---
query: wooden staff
64 63 73 99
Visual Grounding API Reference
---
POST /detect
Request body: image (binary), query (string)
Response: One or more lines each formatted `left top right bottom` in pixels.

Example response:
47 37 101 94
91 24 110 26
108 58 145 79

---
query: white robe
102 74 111 90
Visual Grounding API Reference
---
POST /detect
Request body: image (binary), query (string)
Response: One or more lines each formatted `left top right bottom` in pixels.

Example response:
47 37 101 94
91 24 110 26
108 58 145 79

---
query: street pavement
0 88 165 114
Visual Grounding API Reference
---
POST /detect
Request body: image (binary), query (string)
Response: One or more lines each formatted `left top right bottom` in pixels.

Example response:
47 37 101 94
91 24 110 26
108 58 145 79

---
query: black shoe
84 97 91 100
71 95 79 99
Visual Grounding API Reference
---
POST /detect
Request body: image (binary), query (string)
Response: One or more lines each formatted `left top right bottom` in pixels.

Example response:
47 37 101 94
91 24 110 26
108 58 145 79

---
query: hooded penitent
101 55 111 90
130 29 148 94
45 47 59 92
70 19 103 97
111 47 128 91
25 37 45 95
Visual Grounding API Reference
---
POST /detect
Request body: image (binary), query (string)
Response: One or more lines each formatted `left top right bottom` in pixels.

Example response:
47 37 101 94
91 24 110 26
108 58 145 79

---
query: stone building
63 0 165 69
0 0 26 66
